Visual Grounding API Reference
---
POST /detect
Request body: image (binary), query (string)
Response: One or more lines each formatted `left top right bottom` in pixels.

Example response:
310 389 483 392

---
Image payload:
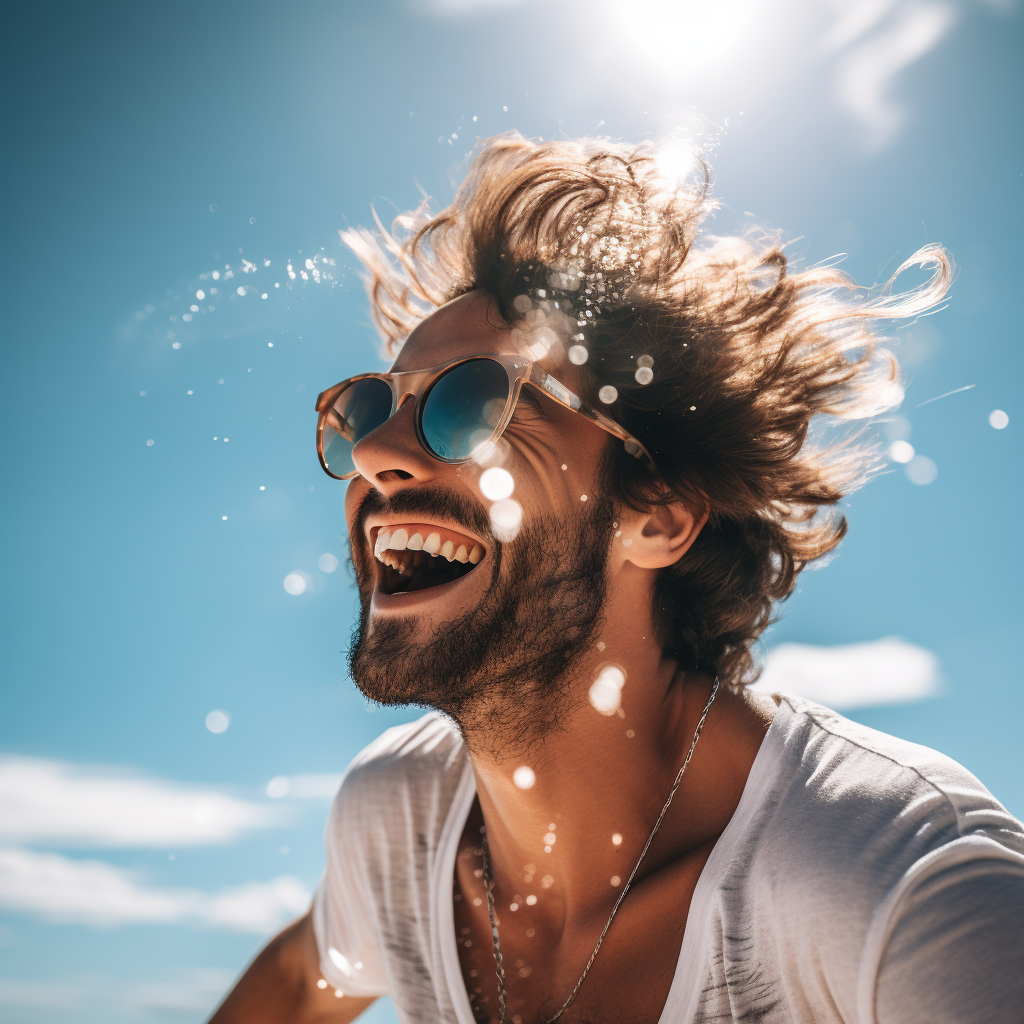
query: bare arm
207 909 377 1024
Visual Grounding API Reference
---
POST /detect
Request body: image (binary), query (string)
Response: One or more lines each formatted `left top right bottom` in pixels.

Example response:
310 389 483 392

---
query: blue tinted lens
420 359 510 461
321 377 393 477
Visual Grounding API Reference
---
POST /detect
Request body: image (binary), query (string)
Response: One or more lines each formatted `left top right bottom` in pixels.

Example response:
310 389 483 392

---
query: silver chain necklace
479 677 720 1024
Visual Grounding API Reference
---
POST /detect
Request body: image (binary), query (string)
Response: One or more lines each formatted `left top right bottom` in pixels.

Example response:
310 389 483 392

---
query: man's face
344 291 620 744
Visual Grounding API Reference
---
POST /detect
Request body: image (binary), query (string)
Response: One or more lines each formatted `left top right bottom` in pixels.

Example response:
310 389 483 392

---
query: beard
347 485 615 757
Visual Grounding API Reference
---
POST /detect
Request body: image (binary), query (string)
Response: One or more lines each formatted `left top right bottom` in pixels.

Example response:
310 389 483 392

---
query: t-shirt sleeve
311 772 390 998
869 836 1024 1024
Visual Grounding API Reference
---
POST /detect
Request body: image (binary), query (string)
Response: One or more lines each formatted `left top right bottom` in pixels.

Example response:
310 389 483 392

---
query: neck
457 607 727 931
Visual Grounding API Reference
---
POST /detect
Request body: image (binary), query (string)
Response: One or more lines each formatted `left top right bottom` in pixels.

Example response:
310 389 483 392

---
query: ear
611 499 708 570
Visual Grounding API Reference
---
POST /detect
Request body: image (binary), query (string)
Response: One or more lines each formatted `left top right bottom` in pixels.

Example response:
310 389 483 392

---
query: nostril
376 469 414 483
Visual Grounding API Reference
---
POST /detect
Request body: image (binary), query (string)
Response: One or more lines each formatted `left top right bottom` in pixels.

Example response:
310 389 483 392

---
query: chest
452 845 713 1024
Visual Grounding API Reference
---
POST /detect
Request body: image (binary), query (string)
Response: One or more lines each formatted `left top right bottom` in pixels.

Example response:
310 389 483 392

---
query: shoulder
729 693 1024 930
710 696 1024 1017
768 695 1022 852
326 712 467 833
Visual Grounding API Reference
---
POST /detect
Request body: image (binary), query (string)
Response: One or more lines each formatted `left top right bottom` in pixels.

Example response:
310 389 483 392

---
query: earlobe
613 500 708 570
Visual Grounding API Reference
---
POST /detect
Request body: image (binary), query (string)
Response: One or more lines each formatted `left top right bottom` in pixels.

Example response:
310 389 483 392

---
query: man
210 136 1024 1024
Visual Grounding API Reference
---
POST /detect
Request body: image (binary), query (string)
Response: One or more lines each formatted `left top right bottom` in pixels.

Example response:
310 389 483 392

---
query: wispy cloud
0 757 282 848
752 636 940 709
0 978 88 1009
0 847 309 932
826 0 957 149
0 969 235 1014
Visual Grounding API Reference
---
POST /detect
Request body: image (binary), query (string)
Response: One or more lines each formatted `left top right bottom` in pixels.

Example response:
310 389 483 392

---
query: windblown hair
343 134 951 687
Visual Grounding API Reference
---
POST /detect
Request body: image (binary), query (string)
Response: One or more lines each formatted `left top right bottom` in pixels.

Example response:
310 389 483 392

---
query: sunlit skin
208 290 777 1024
348 291 777 1023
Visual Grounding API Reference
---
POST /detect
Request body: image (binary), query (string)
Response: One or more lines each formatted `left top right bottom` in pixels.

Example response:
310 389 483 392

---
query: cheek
343 479 369 539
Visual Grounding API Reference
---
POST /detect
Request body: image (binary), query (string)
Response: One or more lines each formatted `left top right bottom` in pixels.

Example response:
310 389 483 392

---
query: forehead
389 291 513 372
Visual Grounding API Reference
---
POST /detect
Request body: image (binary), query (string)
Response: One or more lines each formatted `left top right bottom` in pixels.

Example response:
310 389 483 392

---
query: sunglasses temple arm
530 367 654 466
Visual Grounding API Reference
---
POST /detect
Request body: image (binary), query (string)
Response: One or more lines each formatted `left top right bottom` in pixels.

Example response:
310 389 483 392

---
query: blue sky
1 1 1021 1021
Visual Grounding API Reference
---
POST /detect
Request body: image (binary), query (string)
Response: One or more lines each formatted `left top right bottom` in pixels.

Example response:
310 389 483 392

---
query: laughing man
210 136 1024 1024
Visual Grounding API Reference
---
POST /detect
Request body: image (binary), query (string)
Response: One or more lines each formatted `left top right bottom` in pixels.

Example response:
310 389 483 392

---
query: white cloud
0 757 283 848
751 637 940 709
0 847 309 932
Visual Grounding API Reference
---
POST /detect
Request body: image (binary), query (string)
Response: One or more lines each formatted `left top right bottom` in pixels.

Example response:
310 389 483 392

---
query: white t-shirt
313 696 1024 1023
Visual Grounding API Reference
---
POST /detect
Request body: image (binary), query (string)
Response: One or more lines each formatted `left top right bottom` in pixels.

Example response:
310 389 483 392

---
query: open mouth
370 523 487 596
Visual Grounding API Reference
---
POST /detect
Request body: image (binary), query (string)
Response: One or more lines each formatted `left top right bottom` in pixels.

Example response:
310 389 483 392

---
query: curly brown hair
342 134 951 687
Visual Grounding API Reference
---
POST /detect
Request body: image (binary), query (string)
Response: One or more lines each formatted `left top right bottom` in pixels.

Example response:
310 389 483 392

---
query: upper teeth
373 527 483 565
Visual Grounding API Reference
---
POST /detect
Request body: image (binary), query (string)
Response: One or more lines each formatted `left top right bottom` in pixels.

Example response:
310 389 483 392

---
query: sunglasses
315 354 654 480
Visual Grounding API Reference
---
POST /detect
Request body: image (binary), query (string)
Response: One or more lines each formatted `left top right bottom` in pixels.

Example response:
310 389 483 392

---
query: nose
350 393 440 491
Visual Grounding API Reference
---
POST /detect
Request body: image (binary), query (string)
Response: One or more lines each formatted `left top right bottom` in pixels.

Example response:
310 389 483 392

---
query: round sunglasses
314 354 654 480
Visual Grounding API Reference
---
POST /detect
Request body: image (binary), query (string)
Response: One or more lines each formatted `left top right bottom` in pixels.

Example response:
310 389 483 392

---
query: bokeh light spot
989 409 1009 429
490 498 523 542
599 385 618 404
205 710 230 734
589 664 626 715
266 776 289 798
905 455 938 485
318 553 339 573
480 467 515 501
283 572 307 595
568 345 589 365
513 766 536 789
888 440 915 463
